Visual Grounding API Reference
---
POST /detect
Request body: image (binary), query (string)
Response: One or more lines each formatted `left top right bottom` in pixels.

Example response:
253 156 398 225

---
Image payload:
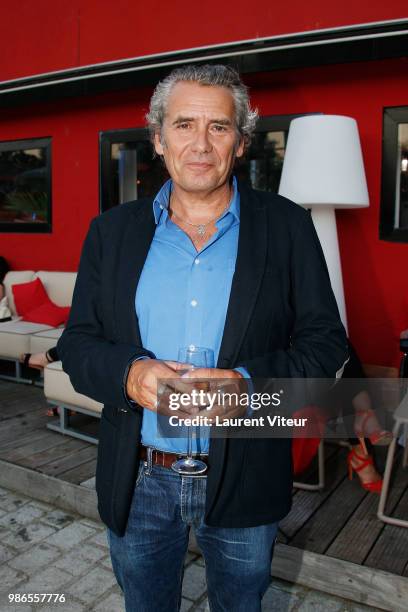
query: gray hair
146 64 258 149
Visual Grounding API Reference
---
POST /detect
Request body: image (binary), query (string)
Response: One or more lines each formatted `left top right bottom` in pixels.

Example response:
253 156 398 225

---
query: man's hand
126 359 188 412
180 368 248 422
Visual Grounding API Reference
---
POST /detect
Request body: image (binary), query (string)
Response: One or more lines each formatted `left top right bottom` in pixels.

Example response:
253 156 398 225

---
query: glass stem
186 365 195 458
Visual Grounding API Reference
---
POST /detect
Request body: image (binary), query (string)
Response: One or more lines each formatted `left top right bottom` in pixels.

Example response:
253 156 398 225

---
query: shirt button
160 204 164 209
190 299 198 307
194 258 200 265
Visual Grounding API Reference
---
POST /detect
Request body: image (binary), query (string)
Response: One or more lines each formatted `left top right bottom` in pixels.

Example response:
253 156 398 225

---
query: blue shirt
135 177 241 454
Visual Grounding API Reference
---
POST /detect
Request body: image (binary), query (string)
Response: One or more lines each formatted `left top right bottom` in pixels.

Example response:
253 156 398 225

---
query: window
236 116 301 192
380 107 408 242
0 138 52 233
99 115 304 212
99 129 168 213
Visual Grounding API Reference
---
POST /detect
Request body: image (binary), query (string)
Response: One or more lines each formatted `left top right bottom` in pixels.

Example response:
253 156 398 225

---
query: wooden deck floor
280 442 408 578
0 380 98 486
1 378 408 595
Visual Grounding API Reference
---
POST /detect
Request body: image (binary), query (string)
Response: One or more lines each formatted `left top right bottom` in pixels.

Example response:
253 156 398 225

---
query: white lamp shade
278 115 369 208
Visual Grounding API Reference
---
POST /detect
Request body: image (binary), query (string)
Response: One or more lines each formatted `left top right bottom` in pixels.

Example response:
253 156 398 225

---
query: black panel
0 137 52 234
380 107 408 243
0 22 407 109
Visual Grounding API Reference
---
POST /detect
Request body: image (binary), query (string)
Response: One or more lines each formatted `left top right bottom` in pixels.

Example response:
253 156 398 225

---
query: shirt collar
152 176 240 225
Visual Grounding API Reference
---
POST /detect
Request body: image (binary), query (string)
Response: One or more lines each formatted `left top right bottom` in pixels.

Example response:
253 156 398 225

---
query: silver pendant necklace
171 204 229 239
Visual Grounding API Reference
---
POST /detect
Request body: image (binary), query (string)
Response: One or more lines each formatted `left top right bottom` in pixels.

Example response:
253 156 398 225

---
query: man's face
154 81 245 194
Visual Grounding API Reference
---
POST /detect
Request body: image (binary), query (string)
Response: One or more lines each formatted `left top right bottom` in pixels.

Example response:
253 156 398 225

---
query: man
57 64 348 611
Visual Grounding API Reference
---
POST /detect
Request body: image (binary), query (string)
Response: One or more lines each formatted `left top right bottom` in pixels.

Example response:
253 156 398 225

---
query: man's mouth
186 162 213 170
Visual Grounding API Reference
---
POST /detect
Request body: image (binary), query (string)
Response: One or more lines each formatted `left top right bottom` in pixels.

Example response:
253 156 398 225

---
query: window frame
99 127 151 214
379 106 408 243
0 136 52 234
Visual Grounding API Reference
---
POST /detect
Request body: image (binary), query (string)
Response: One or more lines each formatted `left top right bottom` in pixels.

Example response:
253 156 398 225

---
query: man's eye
212 125 227 132
177 123 190 129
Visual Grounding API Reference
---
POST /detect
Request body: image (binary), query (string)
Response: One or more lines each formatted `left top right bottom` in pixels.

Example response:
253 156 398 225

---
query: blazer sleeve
238 211 349 380
57 218 155 409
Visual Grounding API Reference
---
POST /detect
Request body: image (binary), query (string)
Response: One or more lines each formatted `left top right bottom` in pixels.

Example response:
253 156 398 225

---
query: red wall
0 57 407 367
245 59 408 368
0 1 407 81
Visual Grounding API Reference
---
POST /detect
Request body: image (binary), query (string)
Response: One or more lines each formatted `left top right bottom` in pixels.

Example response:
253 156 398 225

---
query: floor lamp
278 115 369 332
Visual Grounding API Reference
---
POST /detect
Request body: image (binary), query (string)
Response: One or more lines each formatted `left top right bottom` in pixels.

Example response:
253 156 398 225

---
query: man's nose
191 127 212 154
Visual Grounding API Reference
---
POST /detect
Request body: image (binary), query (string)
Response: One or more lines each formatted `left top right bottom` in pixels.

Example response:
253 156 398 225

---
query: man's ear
154 132 164 156
235 136 245 159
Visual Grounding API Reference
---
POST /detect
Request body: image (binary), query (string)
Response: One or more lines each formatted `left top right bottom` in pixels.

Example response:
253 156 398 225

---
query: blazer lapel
207 184 268 515
114 199 155 346
217 183 268 368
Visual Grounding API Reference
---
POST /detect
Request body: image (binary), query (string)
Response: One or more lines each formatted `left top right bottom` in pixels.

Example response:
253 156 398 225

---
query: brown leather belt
139 446 209 470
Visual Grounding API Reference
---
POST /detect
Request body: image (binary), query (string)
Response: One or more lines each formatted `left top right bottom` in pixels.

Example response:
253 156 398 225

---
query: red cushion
292 437 321 476
12 277 49 316
23 301 70 327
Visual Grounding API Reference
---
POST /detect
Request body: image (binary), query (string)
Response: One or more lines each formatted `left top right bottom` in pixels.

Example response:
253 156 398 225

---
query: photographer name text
168 415 308 427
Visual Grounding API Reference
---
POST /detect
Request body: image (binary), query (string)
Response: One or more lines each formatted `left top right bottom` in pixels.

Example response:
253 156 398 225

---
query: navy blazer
57 182 348 536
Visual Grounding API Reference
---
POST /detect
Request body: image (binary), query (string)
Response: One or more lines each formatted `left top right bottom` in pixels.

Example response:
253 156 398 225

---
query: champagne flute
171 346 214 475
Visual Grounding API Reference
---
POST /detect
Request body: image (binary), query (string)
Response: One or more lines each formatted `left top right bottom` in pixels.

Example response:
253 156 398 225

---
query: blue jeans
108 458 278 612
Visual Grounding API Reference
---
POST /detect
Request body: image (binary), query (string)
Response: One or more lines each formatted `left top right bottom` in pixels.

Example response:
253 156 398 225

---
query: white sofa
0 270 103 443
0 271 76 382
44 361 103 444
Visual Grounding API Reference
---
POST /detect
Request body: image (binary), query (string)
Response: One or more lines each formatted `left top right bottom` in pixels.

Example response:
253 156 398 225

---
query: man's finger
164 360 191 372
140 391 159 412
158 378 199 396
181 367 213 379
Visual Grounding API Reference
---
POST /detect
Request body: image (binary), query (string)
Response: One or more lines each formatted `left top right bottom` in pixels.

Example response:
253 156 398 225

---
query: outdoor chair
377 337 408 527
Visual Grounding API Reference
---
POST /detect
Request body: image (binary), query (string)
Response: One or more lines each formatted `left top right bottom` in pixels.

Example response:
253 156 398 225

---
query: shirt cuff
234 367 250 379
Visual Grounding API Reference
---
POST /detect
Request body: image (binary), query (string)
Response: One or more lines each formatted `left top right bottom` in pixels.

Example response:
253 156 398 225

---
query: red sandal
347 445 383 493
